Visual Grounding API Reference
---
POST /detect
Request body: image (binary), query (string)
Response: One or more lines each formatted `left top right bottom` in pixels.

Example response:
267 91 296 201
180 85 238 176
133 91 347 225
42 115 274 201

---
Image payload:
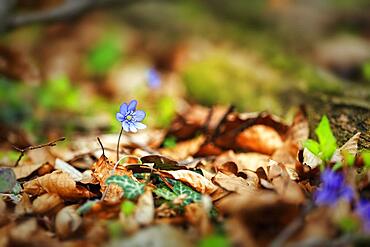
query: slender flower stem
116 127 123 162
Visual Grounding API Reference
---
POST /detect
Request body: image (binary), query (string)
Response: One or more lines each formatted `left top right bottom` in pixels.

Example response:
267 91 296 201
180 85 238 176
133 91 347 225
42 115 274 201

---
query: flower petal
134 110 146 121
133 122 146 130
128 100 137 112
122 121 130 132
116 113 125 122
120 103 128 115
129 123 137 133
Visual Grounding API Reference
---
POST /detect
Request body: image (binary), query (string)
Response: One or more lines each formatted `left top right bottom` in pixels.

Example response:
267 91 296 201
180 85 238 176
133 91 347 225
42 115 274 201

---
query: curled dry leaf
55 205 82 239
331 132 361 163
12 163 44 179
161 170 218 194
215 151 270 173
23 170 94 200
32 193 64 214
236 125 284 155
267 161 305 204
55 158 83 181
303 148 322 169
135 190 155 225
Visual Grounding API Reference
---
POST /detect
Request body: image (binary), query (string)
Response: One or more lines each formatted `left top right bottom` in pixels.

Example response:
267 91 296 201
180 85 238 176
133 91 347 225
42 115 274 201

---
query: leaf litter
0 104 369 247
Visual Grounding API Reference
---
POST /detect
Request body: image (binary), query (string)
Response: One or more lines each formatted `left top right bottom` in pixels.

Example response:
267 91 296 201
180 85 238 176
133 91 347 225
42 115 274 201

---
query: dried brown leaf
14 193 33 216
55 205 82 239
236 125 283 155
12 163 44 179
23 170 94 200
32 193 64 214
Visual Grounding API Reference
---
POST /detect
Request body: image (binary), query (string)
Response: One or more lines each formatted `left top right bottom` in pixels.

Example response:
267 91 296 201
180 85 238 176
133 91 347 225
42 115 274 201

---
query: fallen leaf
135 190 155 225
55 158 83 181
0 167 16 193
12 163 44 179
14 193 33 216
303 148 322 169
212 172 257 195
162 170 218 194
331 132 361 163
160 136 205 160
32 193 64 214
236 125 284 155
23 170 94 200
55 205 82 239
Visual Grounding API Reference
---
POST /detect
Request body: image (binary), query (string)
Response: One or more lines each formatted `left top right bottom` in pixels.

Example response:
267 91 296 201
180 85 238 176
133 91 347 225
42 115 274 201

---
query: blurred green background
0 0 369 143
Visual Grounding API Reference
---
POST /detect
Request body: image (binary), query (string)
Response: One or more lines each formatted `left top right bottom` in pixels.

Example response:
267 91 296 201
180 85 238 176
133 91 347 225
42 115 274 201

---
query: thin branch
4 0 137 30
116 127 123 162
13 137 65 167
97 137 105 157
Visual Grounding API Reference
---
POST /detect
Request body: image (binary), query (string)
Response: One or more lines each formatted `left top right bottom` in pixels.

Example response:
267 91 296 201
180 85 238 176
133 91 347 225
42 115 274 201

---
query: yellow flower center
126 115 132 120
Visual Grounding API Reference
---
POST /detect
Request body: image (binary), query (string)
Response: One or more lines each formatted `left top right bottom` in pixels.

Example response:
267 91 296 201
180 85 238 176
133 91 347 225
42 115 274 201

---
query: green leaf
332 162 343 171
315 115 337 161
303 139 320 156
362 150 370 169
344 152 355 166
198 234 230 247
121 200 136 216
338 217 359 233
171 179 202 205
106 175 145 200
0 168 16 193
163 136 177 148
153 187 178 201
87 36 121 75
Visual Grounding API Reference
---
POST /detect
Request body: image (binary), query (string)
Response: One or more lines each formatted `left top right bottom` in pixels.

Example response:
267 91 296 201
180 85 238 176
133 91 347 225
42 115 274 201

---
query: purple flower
314 168 354 206
356 200 370 232
147 68 161 89
116 100 146 133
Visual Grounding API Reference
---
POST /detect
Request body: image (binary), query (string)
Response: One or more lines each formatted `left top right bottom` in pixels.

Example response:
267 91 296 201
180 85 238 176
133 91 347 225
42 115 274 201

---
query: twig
5 0 135 29
12 137 65 167
116 127 123 162
97 137 105 157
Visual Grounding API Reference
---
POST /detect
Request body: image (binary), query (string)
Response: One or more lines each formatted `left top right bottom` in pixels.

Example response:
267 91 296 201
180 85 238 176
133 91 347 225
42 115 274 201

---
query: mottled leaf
0 167 16 193
106 175 145 200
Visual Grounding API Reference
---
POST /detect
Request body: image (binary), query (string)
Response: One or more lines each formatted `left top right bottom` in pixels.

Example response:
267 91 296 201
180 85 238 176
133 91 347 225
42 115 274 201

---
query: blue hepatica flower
314 168 354 206
147 68 161 89
356 200 370 232
116 100 146 133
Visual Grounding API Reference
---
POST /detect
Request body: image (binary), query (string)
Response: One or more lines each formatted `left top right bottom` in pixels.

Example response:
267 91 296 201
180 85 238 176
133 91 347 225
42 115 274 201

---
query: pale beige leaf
135 190 155 225
32 193 64 214
162 170 218 194
55 158 83 181
55 205 82 239
12 163 44 179
212 172 256 194
331 132 361 163
23 170 94 199
303 148 322 169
